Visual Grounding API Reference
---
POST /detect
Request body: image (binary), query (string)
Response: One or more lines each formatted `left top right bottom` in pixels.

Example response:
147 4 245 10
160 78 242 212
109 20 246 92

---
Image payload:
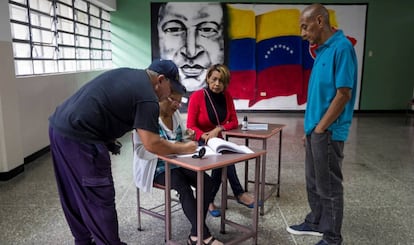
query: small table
158 149 266 245
224 123 286 215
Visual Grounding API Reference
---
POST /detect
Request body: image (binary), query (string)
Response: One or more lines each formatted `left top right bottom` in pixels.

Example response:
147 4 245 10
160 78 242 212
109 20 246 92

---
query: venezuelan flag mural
228 7 314 107
227 6 256 101
150 3 367 110
255 9 311 106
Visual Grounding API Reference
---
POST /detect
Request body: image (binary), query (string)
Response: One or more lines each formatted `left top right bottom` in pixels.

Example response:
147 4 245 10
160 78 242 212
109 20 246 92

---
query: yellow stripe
227 5 256 39
228 7 338 41
328 9 339 28
256 9 300 42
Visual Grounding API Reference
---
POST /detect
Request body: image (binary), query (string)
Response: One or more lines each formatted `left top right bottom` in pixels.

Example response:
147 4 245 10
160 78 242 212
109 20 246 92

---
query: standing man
48 59 197 245
286 4 357 245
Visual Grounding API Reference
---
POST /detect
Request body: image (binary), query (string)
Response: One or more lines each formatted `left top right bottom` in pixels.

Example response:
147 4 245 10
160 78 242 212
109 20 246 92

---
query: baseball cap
148 59 186 95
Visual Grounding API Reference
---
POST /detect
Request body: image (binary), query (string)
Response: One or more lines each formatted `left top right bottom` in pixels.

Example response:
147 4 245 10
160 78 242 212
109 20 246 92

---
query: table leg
220 166 228 234
277 130 283 197
260 139 267 216
165 163 172 242
196 171 204 245
253 156 261 245
244 138 249 192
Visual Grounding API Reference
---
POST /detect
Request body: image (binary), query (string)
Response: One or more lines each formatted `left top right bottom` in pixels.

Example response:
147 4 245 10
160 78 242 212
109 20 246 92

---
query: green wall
111 0 414 110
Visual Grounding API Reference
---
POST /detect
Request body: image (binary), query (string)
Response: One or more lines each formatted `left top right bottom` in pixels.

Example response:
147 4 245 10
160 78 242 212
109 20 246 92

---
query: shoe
286 222 323 236
187 235 196 245
203 236 222 245
315 240 329 245
236 199 263 209
208 209 221 217
187 235 222 245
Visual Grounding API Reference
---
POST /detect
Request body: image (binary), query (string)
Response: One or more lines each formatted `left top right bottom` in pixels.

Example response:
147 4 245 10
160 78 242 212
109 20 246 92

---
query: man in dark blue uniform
48 60 197 245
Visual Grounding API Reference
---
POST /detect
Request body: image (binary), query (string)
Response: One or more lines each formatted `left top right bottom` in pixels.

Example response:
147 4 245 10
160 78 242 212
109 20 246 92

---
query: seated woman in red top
187 64 255 216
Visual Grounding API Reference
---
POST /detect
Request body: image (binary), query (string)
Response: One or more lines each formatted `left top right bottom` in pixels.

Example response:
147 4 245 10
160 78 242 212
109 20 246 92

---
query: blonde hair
206 64 231 89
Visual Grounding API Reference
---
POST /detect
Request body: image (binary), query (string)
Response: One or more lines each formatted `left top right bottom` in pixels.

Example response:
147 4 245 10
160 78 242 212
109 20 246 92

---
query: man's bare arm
315 87 352 133
136 128 197 155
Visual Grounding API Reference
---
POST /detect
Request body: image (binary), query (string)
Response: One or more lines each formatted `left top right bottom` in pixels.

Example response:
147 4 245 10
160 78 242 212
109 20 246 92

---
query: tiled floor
1 113 413 245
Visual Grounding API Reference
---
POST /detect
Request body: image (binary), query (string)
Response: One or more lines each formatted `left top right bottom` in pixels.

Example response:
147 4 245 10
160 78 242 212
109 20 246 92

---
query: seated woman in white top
133 90 223 245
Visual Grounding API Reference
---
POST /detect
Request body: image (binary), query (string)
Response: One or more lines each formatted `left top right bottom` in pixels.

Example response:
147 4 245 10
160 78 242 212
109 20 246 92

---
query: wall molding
0 146 50 181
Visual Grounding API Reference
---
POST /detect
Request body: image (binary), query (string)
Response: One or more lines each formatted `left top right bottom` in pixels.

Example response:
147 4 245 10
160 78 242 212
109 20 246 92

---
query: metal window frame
9 0 112 76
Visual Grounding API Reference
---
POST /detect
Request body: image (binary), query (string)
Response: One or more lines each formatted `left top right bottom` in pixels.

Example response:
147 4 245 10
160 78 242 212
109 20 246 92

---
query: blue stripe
302 40 314 70
256 36 302 72
228 38 256 71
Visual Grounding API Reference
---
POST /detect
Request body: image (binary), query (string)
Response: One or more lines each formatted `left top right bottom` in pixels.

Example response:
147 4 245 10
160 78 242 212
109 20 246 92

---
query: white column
0 1 24 174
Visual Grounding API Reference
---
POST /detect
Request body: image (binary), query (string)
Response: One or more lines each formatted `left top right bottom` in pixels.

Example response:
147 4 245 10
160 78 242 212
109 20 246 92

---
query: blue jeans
305 131 344 245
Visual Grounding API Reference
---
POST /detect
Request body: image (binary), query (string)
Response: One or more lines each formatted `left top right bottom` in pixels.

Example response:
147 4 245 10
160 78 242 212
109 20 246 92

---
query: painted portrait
151 3 367 111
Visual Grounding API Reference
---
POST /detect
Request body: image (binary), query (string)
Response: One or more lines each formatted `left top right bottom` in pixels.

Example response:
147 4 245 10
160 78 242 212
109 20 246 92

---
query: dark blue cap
148 59 186 95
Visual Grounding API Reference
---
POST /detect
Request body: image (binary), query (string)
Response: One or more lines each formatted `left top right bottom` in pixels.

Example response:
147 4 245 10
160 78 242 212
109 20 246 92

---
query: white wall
0 1 108 174
0 0 23 173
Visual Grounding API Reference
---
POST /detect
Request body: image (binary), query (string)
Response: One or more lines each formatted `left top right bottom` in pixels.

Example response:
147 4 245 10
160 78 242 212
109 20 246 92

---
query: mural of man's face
157 3 224 92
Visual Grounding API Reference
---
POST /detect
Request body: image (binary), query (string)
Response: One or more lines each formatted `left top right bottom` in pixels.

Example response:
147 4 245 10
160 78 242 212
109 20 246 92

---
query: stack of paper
247 124 268 130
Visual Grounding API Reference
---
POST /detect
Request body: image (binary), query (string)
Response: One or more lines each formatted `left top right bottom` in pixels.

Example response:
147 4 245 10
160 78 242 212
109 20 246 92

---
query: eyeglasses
167 96 182 107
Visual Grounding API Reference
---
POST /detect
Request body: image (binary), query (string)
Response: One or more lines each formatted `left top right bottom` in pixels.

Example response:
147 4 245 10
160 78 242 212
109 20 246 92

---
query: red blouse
187 89 239 141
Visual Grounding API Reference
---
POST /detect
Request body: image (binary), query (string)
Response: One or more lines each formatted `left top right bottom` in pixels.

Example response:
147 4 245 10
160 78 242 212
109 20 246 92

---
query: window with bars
9 0 112 76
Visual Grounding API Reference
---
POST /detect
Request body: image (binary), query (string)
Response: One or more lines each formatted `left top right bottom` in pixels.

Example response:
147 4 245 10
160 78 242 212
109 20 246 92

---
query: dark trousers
154 168 213 239
211 165 245 201
49 127 125 245
305 131 344 245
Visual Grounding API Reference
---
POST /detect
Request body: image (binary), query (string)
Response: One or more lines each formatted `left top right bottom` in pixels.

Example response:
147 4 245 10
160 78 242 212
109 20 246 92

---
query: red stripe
228 70 256 100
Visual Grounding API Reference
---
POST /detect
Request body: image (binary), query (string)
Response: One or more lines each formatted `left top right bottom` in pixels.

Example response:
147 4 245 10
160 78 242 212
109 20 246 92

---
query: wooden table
158 149 266 245
224 123 286 215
